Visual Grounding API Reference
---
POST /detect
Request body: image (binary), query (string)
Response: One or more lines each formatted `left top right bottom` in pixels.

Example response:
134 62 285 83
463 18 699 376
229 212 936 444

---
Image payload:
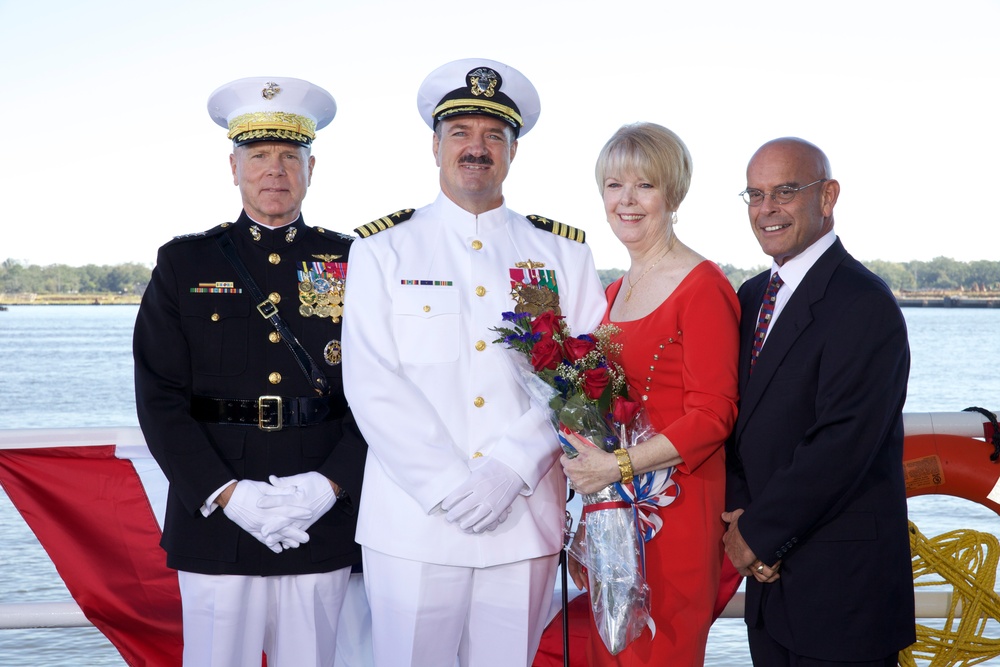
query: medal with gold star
509 259 560 316
298 254 346 323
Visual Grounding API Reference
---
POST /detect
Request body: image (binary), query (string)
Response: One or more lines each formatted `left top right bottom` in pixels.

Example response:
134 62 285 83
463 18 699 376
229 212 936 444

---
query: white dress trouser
178 568 351 667
362 547 559 667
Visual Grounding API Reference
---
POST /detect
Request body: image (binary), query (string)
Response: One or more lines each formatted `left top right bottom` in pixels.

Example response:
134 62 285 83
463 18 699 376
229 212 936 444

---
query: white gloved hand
257 472 337 548
441 459 524 533
222 479 310 553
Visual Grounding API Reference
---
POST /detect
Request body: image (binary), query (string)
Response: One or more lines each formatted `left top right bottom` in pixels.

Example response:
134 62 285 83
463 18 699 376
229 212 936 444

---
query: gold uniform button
475 340 486 351
473 396 485 408
471 240 483 250
268 372 282 385
268 292 281 304
423 305 431 313
475 286 486 297
268 331 281 343
472 452 484 459
268 253 281 265
210 313 220 322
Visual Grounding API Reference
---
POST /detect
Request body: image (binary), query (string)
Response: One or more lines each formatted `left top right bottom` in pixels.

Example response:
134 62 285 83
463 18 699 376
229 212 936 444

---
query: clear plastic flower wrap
492 310 680 655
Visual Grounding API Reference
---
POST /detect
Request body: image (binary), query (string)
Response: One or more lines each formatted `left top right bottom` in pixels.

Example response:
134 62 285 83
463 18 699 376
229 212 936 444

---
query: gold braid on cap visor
228 111 317 143
434 99 523 128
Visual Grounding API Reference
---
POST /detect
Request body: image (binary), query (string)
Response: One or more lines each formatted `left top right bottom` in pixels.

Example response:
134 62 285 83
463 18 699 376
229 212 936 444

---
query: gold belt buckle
258 396 283 431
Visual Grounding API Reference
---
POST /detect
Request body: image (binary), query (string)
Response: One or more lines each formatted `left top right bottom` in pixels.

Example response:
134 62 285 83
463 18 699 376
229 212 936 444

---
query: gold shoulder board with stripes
526 215 586 243
354 209 415 238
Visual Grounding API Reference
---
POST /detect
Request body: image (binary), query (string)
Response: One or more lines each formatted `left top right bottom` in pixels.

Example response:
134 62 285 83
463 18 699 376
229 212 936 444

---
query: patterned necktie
750 272 783 372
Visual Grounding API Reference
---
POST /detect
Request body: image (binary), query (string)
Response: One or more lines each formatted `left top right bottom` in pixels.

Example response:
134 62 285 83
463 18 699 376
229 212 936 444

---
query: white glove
441 459 524 533
257 472 337 548
222 479 311 553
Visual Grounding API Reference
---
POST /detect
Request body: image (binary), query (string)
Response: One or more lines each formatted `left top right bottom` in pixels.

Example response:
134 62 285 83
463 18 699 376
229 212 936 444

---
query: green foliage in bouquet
491 310 628 438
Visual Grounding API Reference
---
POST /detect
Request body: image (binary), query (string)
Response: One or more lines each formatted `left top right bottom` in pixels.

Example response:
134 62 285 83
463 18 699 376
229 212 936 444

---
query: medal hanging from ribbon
298 260 347 323
508 260 560 317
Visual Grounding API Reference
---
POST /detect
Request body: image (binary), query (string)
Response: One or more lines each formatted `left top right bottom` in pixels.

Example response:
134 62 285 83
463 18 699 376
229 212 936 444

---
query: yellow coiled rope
900 521 1000 666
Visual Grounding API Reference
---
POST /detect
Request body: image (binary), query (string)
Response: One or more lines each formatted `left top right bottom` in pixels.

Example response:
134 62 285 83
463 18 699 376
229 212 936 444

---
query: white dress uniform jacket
344 193 605 567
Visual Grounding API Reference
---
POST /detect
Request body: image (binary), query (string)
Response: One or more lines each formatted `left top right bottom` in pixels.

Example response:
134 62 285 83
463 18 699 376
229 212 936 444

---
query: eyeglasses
739 179 827 206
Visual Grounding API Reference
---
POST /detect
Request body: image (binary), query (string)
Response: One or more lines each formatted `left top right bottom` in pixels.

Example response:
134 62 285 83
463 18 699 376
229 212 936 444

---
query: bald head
744 137 840 266
748 137 832 181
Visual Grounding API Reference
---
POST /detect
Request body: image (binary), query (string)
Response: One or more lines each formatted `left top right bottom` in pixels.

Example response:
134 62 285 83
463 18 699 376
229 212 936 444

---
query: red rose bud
611 395 642 425
563 335 597 363
531 337 564 371
530 310 564 340
581 367 610 399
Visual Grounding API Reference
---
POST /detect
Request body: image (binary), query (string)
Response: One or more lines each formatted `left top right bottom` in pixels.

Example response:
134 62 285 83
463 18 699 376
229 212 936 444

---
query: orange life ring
903 433 1000 516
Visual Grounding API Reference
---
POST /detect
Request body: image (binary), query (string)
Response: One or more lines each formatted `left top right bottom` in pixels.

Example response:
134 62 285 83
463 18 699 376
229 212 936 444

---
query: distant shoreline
0 294 142 306
2 291 997 308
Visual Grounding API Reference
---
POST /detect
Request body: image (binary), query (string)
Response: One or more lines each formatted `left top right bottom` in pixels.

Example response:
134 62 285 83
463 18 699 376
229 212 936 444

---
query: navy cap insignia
469 68 499 98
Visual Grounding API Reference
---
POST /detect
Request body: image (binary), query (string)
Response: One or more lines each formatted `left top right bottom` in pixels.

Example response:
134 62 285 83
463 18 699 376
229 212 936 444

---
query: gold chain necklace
624 238 676 302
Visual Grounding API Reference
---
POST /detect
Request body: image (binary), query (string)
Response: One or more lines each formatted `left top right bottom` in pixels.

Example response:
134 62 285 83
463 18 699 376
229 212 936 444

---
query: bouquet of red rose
492 309 679 655
492 310 626 449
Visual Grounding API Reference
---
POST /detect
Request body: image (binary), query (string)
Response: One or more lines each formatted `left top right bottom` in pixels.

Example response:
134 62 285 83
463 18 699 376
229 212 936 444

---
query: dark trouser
748 623 898 667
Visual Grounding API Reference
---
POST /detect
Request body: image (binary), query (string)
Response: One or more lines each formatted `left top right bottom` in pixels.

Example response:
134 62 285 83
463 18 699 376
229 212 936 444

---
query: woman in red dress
562 122 740 666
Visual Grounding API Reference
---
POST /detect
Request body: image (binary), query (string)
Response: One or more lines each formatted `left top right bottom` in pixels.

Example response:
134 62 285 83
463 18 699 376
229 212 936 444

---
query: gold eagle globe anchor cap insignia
208 76 337 147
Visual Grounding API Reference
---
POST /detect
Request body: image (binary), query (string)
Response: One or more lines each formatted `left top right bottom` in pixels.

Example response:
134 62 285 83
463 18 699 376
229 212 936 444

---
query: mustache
458 154 494 165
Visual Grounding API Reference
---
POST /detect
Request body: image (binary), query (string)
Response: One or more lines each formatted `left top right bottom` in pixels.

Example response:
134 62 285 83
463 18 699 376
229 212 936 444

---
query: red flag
0 440 182 667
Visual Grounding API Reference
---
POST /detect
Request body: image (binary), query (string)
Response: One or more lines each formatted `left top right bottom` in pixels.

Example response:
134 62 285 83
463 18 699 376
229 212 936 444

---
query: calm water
1 305 999 666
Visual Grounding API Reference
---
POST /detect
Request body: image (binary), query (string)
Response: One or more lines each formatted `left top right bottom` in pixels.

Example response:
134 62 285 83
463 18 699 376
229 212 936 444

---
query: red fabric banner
0 445 183 666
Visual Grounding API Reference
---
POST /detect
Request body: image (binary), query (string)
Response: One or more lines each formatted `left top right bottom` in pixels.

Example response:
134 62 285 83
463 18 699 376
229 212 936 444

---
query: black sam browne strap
216 231 330 396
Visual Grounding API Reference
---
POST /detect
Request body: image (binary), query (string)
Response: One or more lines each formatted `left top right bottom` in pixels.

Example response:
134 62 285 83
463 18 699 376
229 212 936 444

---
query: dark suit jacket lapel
734 239 849 440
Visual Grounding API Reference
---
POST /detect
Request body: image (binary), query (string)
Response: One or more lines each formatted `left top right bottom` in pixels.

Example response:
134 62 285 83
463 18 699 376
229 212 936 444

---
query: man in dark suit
722 138 915 666
133 77 367 667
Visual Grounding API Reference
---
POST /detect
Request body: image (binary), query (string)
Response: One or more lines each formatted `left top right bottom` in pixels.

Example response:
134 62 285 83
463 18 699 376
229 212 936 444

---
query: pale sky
2 0 997 272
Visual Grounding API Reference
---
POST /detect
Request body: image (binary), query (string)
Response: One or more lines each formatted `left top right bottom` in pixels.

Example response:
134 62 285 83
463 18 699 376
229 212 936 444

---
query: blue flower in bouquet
491 309 627 438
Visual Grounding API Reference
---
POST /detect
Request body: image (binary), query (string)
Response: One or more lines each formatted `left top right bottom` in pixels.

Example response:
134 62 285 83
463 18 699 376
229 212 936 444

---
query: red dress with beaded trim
587 261 740 667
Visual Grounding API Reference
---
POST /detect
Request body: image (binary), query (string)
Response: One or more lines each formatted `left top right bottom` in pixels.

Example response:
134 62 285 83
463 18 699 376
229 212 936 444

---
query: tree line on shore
2 257 999 297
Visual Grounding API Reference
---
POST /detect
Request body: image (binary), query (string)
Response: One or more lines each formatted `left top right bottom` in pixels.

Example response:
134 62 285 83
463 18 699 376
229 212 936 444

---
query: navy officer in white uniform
342 58 606 667
134 77 367 667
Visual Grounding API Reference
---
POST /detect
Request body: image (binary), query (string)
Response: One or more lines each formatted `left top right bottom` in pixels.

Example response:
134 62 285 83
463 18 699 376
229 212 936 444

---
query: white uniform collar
433 191 510 235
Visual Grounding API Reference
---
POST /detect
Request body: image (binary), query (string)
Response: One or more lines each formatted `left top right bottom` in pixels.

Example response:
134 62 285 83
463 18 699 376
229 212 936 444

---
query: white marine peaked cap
417 58 540 137
207 76 336 146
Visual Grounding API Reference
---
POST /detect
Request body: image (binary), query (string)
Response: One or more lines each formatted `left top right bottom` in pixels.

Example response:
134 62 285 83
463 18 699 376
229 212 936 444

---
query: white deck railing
0 411 995 629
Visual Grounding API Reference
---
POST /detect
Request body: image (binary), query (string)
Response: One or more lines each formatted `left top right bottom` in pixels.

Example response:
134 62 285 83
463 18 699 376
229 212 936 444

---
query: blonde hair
595 122 693 210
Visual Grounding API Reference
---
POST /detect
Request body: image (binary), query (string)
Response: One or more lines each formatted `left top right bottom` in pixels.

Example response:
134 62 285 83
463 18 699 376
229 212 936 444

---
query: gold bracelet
613 448 634 484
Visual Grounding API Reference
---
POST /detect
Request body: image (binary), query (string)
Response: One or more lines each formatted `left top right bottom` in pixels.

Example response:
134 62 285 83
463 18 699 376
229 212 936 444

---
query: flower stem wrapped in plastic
491 310 679 655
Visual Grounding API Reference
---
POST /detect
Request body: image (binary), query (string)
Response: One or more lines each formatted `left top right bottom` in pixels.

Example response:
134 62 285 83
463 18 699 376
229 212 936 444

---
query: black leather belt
191 394 347 431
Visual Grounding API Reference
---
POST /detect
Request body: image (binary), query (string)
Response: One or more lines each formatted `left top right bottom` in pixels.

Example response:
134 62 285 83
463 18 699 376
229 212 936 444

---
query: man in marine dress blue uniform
133 76 367 667
342 58 607 667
